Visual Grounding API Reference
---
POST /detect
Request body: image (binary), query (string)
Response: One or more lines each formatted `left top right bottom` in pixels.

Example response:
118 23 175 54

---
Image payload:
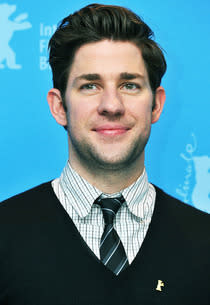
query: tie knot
97 196 125 225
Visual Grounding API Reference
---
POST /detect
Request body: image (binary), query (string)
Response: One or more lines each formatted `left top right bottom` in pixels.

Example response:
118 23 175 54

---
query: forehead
68 40 148 81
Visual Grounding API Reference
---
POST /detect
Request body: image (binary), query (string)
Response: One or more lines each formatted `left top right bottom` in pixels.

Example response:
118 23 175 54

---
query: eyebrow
72 74 100 86
72 72 144 86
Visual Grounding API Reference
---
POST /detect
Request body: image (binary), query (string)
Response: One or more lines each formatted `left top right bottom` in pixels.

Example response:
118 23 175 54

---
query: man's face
51 40 165 172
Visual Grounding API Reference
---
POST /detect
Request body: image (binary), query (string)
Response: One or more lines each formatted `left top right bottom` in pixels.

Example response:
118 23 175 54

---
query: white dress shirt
52 161 156 264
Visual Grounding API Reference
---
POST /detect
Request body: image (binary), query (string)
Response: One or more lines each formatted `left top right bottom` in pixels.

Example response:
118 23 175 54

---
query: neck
68 154 145 194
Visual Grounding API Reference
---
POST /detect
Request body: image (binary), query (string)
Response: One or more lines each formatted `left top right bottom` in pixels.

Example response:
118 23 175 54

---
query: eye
121 82 140 91
80 83 98 91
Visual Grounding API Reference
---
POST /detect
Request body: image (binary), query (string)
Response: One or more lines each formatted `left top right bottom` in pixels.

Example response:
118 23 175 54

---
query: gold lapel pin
156 280 164 291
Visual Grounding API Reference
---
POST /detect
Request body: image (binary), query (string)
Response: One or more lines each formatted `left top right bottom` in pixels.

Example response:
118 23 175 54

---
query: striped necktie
97 196 129 275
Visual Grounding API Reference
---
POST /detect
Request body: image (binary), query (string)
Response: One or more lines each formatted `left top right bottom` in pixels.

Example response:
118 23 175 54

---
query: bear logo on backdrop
176 133 210 213
0 3 32 69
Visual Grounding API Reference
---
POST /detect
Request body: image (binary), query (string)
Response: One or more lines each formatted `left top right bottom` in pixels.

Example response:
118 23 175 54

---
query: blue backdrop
1 0 210 213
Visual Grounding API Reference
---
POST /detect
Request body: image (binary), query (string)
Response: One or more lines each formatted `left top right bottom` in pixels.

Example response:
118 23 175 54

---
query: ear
47 88 67 126
151 86 166 124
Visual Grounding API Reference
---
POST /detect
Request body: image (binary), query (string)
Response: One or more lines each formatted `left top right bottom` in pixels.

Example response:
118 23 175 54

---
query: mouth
92 125 130 136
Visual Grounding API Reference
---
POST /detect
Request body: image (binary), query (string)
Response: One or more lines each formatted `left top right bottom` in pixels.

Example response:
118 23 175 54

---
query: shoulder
1 181 54 205
153 185 210 240
154 184 209 217
0 181 57 222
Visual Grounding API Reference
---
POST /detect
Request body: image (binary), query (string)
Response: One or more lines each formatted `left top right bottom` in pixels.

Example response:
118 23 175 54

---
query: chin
70 135 147 171
89 152 141 171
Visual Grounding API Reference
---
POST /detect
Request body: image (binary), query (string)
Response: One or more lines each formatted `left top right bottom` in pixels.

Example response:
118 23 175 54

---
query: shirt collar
59 161 101 218
122 170 152 219
59 161 153 219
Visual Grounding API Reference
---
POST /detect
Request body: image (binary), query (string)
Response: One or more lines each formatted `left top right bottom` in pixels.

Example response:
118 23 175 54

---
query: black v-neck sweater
0 182 209 305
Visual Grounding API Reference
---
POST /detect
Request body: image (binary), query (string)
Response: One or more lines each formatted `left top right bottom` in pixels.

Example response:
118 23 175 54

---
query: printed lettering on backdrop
176 134 210 213
0 3 32 69
40 23 56 70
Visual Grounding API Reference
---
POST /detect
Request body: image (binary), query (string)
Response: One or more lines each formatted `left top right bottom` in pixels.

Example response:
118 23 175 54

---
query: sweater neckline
45 181 165 278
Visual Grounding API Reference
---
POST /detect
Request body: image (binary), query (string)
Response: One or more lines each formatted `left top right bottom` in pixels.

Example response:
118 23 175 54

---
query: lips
93 125 130 136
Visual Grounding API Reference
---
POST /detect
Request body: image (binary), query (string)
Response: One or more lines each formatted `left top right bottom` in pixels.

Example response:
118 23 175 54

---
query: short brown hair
48 3 167 107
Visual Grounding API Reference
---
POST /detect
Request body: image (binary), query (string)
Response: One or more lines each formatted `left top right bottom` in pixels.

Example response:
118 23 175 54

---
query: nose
97 88 125 117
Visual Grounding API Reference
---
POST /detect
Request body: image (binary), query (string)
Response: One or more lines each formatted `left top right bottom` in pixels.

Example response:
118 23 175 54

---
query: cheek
67 101 94 132
125 92 153 113
71 107 92 122
128 102 153 123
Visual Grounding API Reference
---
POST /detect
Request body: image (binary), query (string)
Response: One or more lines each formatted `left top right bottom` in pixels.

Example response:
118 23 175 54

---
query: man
0 4 209 305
